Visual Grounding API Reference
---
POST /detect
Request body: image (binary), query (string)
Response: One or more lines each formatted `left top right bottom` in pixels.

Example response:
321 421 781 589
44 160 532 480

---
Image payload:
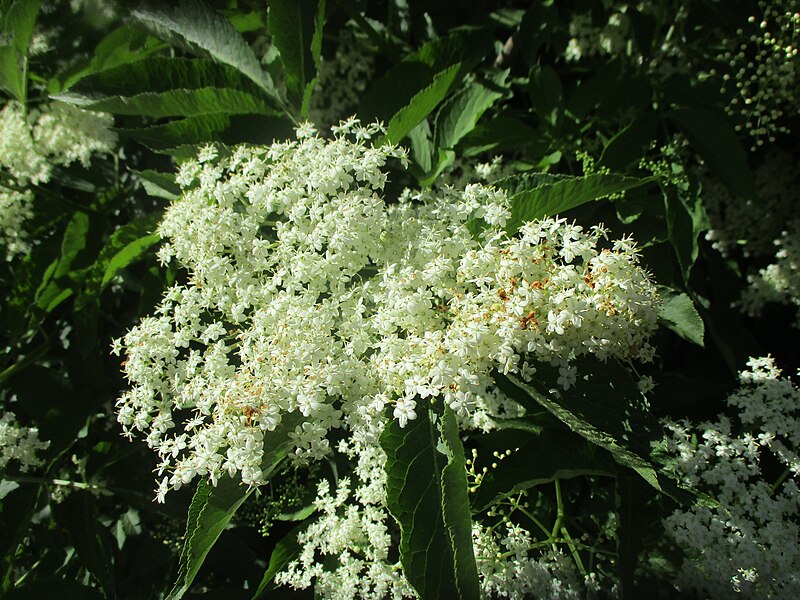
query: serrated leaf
472 429 616 512
669 107 756 198
406 27 492 78
600 114 659 170
384 63 461 145
501 369 716 508
528 65 562 128
494 171 572 196
502 370 660 487
505 173 653 233
167 415 299 600
658 287 705 346
270 0 325 114
166 475 252 600
57 57 275 117
58 87 273 118
381 405 480 600
461 114 540 156
130 0 277 100
120 113 232 150
435 71 506 150
60 27 167 90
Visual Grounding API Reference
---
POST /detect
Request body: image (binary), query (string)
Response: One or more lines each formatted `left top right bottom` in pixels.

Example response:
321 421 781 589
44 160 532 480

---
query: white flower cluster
114 120 659 499
0 101 116 185
739 220 800 325
564 8 630 63
473 520 602 599
663 356 800 599
276 442 417 599
0 187 34 261
0 411 49 473
0 101 117 259
719 1 800 148
703 150 800 259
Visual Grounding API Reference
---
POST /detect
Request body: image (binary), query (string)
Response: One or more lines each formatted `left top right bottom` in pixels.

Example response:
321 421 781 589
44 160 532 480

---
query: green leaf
130 0 277 100
167 415 300 600
662 181 708 281
381 404 480 600
3 0 40 56
505 173 653 234
0 44 23 101
405 27 492 78
58 87 273 118
34 212 90 313
657 287 705 346
3 579 104 600
251 520 311 599
461 114 540 156
52 493 115 597
269 0 325 113
501 369 714 508
600 114 659 171
166 475 252 600
502 370 660 485
384 63 461 145
472 429 615 512
120 113 232 150
0 484 40 592
56 57 275 117
134 169 182 200
81 212 162 302
435 71 506 150
669 107 756 198
528 65 563 128
59 27 167 90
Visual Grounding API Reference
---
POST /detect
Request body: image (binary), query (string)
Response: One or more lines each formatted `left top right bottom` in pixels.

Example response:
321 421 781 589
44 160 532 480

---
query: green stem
551 479 565 540
0 343 50 385
771 466 791 494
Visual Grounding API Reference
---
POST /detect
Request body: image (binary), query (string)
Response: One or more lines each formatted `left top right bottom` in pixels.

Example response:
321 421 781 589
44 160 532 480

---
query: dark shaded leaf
669 107 756 198
472 429 615 512
381 405 480 600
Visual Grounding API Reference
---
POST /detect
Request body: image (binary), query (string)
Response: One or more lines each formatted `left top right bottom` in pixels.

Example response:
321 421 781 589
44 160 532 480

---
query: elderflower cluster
703 150 800 258
564 8 630 63
739 220 800 324
662 356 800 599
0 101 116 259
473 521 602 599
114 120 660 499
276 442 417 599
719 1 800 147
0 411 49 473
0 187 34 261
